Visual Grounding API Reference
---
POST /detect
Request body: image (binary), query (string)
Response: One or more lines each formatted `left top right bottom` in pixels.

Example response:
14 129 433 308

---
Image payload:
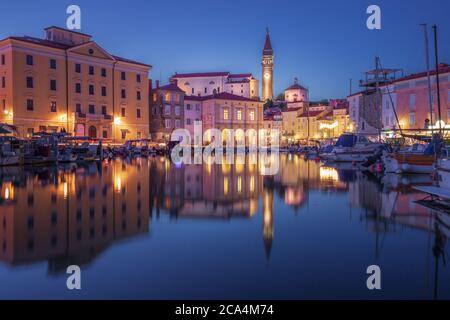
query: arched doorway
88 126 97 139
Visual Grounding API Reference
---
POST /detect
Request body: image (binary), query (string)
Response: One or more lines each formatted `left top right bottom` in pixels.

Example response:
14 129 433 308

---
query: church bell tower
262 28 274 102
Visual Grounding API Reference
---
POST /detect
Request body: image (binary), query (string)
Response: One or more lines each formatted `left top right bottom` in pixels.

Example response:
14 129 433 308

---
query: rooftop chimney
156 80 160 89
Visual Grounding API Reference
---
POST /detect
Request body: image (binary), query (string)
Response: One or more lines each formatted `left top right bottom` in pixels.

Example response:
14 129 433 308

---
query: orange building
0 26 151 142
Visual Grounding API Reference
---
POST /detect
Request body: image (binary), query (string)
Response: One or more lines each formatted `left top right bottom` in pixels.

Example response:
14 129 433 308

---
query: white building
284 78 309 109
380 84 398 131
171 72 259 99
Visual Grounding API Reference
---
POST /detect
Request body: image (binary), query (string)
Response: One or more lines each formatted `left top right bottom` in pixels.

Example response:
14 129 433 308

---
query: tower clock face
264 72 271 79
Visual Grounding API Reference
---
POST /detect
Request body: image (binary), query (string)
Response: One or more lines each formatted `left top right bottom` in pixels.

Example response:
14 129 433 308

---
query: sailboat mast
432 25 442 136
421 24 434 134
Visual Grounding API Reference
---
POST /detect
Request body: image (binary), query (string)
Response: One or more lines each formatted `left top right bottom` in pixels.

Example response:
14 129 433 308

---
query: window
26 76 33 88
101 105 107 115
89 104 95 114
49 59 56 69
75 83 81 93
50 101 57 112
175 119 181 128
76 103 82 113
50 79 57 91
89 66 94 75
121 130 127 139
196 104 200 111
101 68 106 77
1 76 5 88
165 92 170 101
26 55 33 66
121 72 126 80
223 108 229 120
186 118 192 125
204 87 207 94
89 85 94 95
165 119 171 128
409 94 416 109
121 89 126 99
175 106 180 116
191 88 194 94
186 104 191 110
137 109 141 118
249 109 255 121
137 91 141 100
1 54 4 65
237 109 242 120
2 99 5 111
26 99 34 111
136 74 141 83
164 105 171 115
121 107 126 117
102 130 108 138
101 86 107 96
75 63 81 73
409 112 416 126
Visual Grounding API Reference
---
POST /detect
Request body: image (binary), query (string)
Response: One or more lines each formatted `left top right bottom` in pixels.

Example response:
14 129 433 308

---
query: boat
23 133 59 165
58 147 78 162
384 143 435 174
0 136 22 166
414 149 450 201
124 139 151 156
60 137 103 161
328 133 384 162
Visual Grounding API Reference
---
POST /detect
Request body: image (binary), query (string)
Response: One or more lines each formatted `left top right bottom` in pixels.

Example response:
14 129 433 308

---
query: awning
120 129 130 133
0 124 17 134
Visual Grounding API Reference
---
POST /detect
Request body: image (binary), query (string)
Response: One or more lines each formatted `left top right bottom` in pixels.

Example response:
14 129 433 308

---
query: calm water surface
0 155 449 299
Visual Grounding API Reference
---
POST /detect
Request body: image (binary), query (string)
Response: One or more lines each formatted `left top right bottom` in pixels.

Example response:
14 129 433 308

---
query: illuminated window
165 93 171 101
237 109 242 120
223 108 229 120
237 176 242 194
175 106 180 116
224 177 229 195
249 109 255 121
165 119 171 128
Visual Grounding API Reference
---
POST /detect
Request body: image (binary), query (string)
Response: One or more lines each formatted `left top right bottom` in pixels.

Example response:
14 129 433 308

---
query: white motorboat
329 133 384 162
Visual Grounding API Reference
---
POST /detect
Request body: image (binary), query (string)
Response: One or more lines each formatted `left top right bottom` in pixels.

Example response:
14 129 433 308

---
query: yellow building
0 26 151 142
281 107 301 144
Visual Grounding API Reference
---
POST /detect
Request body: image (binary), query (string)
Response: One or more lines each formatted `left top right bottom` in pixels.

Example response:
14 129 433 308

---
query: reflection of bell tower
262 28 274 102
262 189 274 259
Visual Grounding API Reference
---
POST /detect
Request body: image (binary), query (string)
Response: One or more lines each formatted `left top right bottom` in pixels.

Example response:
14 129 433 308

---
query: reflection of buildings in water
271 155 349 211
150 156 262 219
0 160 150 272
262 188 274 258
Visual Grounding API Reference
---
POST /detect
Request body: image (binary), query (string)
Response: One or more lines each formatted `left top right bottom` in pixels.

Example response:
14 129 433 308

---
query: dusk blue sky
0 0 449 100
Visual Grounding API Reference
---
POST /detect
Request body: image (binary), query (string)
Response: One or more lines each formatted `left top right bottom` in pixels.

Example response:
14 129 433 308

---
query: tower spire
263 28 273 56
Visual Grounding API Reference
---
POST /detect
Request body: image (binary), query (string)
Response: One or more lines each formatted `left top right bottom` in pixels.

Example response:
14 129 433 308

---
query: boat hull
394 154 435 174
0 155 20 166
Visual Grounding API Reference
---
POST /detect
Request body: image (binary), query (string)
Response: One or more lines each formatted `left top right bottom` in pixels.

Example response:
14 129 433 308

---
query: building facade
284 78 309 109
0 26 151 142
150 82 185 142
199 92 264 145
394 63 449 131
171 72 259 99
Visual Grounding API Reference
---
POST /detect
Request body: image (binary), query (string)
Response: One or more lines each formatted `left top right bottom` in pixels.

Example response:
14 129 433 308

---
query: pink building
395 63 450 130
